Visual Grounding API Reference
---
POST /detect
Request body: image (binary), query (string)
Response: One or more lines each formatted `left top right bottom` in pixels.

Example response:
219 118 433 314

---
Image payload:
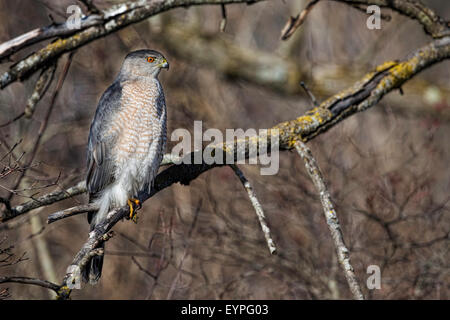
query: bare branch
25 62 57 118
0 0 264 89
220 4 227 32
47 204 97 224
0 276 60 293
0 112 25 129
1 181 86 222
0 237 28 267
274 37 450 144
3 35 449 224
0 288 10 299
295 140 364 300
281 0 320 40
300 81 319 107
0 15 101 62
282 0 449 40
166 203 200 299
230 165 277 255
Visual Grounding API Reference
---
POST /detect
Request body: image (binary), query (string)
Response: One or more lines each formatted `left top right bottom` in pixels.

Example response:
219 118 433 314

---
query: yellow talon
127 198 141 223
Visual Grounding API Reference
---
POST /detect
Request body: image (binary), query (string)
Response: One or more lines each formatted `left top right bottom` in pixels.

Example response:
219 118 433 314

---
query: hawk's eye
147 57 155 63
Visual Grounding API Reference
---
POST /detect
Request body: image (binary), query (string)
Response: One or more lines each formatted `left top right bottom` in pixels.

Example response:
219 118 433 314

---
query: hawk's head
120 49 169 78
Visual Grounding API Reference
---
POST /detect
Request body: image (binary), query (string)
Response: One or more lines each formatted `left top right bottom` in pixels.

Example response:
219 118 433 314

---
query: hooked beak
160 59 169 70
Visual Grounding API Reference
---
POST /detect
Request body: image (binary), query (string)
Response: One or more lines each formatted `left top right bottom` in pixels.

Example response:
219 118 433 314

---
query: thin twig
294 140 364 300
166 203 200 300
300 81 319 107
220 4 227 32
8 51 75 200
0 112 25 128
281 0 320 40
131 256 157 279
7 52 74 201
166 248 188 300
230 165 277 254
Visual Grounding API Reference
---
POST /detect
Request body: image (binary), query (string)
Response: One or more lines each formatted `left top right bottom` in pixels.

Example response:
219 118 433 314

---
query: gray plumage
83 49 169 284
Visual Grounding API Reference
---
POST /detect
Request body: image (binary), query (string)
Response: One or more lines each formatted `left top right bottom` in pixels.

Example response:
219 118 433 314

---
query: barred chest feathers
112 78 167 193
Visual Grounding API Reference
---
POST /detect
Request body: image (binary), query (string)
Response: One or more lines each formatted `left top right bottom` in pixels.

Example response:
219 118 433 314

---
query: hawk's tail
82 242 104 285
83 185 125 284
82 201 107 285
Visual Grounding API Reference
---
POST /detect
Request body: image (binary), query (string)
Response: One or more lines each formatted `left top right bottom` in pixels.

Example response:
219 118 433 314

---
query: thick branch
0 15 101 62
274 37 450 144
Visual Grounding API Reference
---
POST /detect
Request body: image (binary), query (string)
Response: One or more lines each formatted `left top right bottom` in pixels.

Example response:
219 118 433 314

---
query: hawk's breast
107 79 165 174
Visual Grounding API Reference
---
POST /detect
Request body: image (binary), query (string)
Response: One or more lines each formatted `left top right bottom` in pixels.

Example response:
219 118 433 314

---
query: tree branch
1 181 86 222
281 0 320 40
156 19 450 119
230 165 277 254
0 276 61 294
24 62 57 118
0 0 264 89
281 0 450 41
47 204 97 224
3 34 449 223
331 0 450 39
295 140 364 300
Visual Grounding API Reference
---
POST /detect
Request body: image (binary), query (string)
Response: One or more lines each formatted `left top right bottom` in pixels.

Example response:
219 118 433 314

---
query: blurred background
0 0 449 299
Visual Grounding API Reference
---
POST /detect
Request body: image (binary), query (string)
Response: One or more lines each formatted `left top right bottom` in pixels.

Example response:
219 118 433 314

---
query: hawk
83 49 169 284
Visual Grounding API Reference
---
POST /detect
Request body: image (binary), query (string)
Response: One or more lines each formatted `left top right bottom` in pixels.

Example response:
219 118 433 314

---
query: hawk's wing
86 80 123 198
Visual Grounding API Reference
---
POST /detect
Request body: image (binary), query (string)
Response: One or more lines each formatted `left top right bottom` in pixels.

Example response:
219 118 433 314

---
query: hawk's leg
127 198 141 223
